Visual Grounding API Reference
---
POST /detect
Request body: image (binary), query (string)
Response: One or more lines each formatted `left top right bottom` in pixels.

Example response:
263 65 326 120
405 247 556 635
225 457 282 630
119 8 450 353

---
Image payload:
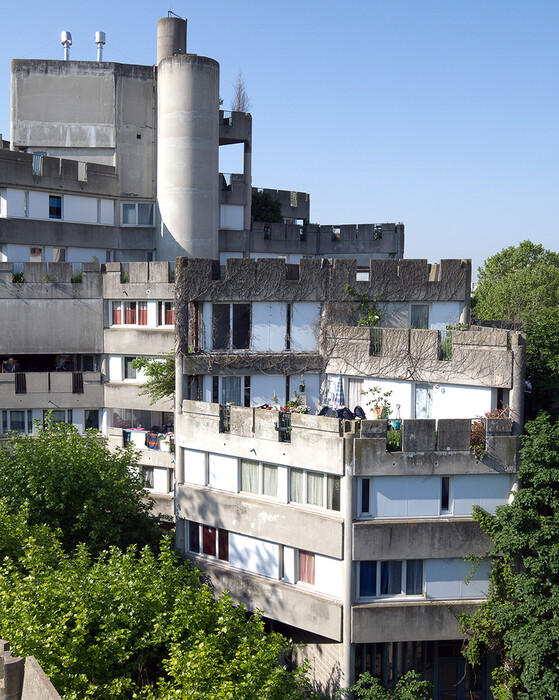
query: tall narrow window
232 304 250 349
298 550 315 585
138 301 148 325
241 459 259 494
188 521 200 553
290 468 304 503
307 471 324 507
410 304 429 329
164 302 175 325
49 195 62 219
112 301 122 325
124 302 137 324
361 478 371 514
124 357 137 379
380 561 402 595
202 526 216 556
327 475 341 511
212 304 230 349
244 376 251 407
441 477 450 512
406 560 423 595
262 463 278 497
218 529 229 561
221 376 242 406
360 561 377 597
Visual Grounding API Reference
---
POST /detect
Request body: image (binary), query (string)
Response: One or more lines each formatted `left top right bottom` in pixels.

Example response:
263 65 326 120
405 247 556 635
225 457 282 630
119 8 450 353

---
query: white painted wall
64 195 97 223
152 467 169 493
291 302 320 351
229 532 279 578
283 546 296 584
431 384 492 419
425 558 491 599
28 191 48 219
252 302 286 352
108 355 123 382
184 448 207 486
430 302 461 330
453 474 512 516
315 555 342 599
277 465 289 503
208 453 238 493
220 204 244 230
99 199 114 225
374 476 441 518
251 374 284 406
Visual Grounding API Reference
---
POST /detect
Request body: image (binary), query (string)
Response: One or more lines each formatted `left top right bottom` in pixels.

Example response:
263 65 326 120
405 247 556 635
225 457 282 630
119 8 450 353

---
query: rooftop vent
95 31 106 62
61 31 72 60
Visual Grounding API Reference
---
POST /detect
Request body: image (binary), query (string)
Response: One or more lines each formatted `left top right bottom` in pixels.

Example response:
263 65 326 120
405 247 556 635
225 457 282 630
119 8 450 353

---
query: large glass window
359 560 424 598
211 304 250 350
410 304 429 329
49 195 62 219
289 468 340 512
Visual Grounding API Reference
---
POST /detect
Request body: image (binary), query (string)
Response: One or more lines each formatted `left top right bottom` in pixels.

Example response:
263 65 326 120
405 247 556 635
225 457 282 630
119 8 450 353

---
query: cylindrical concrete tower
157 16 187 64
156 18 219 261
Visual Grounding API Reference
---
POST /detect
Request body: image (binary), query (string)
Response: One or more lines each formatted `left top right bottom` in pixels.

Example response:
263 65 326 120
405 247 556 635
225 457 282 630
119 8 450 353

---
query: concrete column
510 332 526 437
341 435 354 696
174 351 184 485
243 140 252 231
157 54 220 261
157 17 187 64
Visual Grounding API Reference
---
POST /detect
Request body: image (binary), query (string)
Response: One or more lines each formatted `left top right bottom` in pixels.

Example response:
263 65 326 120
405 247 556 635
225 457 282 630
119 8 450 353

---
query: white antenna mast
95 31 106 62
61 31 72 60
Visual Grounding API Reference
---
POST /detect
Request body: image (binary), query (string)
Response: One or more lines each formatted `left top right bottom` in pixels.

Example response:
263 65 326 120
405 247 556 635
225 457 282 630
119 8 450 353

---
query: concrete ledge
189 557 343 641
352 600 480 643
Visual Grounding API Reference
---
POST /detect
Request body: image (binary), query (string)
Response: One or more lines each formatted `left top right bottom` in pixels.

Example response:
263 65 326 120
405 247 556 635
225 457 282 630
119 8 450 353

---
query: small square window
124 357 137 379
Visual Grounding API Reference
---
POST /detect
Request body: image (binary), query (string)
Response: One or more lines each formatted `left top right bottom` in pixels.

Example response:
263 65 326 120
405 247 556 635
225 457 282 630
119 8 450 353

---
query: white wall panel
100 199 114 225
6 189 24 217
28 191 48 219
184 448 207 486
152 467 169 493
425 558 491 599
252 302 286 352
5 244 31 262
374 476 441 518
277 465 289 503
430 302 461 330
229 533 279 578
108 355 122 382
251 374 284 407
432 384 492 420
283 546 296 584
453 474 512 516
291 302 320 351
220 204 244 230
208 453 238 493
64 195 97 223
315 555 342 599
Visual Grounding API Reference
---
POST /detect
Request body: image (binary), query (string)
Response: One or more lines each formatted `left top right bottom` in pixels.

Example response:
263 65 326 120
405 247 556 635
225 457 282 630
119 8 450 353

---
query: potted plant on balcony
362 386 393 419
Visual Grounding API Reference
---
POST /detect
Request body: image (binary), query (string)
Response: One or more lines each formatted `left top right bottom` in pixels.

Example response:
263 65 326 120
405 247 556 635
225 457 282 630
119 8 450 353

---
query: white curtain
307 471 324 507
241 459 259 493
222 376 242 406
290 468 304 503
262 463 278 497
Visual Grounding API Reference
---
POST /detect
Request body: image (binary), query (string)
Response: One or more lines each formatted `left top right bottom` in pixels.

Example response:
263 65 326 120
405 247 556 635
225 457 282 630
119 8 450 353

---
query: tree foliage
461 413 559 698
252 191 284 223
231 70 251 112
0 516 311 700
342 671 432 699
0 418 160 554
131 352 175 404
472 240 559 415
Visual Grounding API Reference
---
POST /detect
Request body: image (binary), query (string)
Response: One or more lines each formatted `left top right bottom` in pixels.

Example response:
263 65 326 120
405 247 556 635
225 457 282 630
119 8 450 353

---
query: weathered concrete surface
352 600 479 643
188 557 343 641
353 519 492 560
177 484 343 558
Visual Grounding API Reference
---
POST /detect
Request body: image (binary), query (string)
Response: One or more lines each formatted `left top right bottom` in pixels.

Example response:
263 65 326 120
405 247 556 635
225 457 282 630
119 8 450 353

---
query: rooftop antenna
61 31 72 60
168 9 184 18
95 31 106 62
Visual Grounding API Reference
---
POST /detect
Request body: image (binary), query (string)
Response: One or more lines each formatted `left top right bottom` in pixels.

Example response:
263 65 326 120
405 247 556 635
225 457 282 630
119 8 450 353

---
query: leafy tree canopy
461 413 559 699
0 516 312 700
473 240 559 415
252 191 284 223
0 418 160 554
131 352 175 404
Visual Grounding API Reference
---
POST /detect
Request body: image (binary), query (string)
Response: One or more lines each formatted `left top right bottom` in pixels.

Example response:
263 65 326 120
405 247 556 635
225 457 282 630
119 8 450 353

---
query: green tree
0 418 160 554
252 191 284 223
131 352 175 403
472 240 559 416
0 515 312 700
461 413 559 699
342 670 432 699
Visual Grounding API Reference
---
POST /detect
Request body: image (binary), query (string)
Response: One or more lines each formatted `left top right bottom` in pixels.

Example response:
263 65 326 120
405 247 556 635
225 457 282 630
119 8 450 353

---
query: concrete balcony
0 371 103 408
352 599 480 644
185 556 342 641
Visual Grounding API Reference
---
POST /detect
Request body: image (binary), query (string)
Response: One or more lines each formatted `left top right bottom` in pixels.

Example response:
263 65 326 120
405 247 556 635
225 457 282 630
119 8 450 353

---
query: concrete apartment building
0 13 524 699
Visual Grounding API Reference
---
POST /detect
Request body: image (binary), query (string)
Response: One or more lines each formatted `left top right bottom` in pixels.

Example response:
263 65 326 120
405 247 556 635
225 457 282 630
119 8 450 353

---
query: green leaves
0 418 160 555
342 670 432 699
130 353 175 404
462 413 559 698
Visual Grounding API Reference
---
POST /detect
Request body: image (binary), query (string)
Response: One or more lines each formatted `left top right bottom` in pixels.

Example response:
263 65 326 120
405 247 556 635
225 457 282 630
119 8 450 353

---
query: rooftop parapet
177 400 517 474
175 257 471 303
0 147 117 196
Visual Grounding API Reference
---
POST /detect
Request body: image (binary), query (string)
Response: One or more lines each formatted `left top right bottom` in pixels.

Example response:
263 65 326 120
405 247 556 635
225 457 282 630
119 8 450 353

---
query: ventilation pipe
95 31 106 62
61 31 72 60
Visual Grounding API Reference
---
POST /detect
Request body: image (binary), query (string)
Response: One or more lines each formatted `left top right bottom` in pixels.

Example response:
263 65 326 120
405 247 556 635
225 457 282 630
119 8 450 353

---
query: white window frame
110 300 149 327
239 459 279 498
359 476 453 518
289 468 341 512
1 409 34 435
157 301 175 327
357 560 425 600
121 201 154 227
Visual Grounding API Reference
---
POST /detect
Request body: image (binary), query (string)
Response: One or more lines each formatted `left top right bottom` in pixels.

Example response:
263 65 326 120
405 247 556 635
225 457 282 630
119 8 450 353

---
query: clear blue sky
1 0 557 277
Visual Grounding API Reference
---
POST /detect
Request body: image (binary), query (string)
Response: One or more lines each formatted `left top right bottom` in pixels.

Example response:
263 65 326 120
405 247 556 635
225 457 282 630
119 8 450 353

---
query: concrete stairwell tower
156 16 220 261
